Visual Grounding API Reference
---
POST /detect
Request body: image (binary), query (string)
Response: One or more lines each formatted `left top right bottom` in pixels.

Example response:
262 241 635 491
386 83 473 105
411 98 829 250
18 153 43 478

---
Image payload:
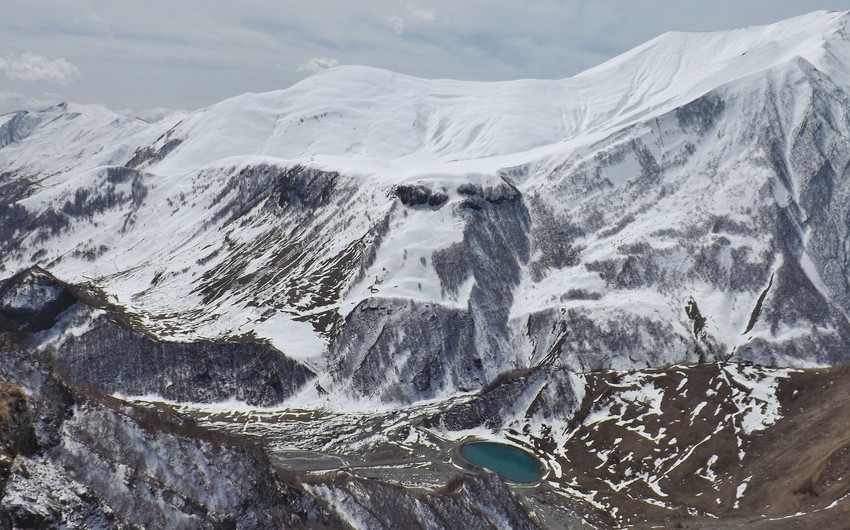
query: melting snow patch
583 405 617 426
734 475 752 509
690 401 708 424
698 454 719 482
619 383 664 416
723 364 793 434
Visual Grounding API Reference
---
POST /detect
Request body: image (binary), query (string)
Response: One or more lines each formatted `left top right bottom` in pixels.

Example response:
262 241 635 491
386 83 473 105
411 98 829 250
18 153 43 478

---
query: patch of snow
690 402 708 424
723 364 793 434
734 475 752 509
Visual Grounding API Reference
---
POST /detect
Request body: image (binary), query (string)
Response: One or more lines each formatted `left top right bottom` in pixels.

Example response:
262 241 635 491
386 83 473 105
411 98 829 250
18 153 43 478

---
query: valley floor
125 361 850 529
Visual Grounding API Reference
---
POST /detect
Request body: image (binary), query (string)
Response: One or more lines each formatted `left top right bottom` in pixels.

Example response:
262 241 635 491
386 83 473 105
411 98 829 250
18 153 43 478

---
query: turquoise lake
459 442 543 483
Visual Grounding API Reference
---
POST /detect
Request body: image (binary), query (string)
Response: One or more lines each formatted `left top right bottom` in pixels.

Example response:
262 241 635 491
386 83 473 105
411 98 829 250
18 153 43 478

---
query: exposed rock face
277 164 340 210
330 299 479 401
393 183 449 207
0 382 38 488
329 177 535 401
0 111 41 150
0 268 77 333
432 366 585 433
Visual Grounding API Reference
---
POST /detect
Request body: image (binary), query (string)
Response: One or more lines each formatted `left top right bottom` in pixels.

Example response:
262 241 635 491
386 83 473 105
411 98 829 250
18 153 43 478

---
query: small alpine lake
459 441 543 483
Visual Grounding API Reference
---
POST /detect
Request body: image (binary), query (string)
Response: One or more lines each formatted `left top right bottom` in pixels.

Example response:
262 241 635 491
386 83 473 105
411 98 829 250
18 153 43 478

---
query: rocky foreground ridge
1 269 850 527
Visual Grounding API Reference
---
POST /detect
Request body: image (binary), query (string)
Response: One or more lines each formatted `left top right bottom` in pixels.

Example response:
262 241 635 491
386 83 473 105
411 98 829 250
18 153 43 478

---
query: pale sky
1 1 848 115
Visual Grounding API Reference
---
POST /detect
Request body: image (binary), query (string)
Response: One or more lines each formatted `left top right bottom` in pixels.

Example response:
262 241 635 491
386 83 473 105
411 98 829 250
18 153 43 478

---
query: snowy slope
1 11 850 404
122 9 850 168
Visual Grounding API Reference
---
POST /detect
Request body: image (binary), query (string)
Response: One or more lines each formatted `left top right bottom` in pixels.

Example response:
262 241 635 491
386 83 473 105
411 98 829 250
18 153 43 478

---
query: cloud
406 5 436 22
387 15 406 35
0 90 63 114
388 5 436 35
297 57 340 74
0 53 78 84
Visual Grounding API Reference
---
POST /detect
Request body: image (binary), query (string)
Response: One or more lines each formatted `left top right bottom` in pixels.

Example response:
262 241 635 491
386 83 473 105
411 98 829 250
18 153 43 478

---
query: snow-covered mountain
3 11 850 405
4 9 850 528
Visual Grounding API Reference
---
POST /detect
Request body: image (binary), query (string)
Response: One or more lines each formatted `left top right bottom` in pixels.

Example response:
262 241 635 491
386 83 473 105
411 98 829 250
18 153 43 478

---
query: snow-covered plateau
3 9 850 529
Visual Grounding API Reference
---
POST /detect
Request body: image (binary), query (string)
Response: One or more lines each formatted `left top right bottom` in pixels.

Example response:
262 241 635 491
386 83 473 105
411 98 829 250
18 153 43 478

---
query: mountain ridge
2 10 850 406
